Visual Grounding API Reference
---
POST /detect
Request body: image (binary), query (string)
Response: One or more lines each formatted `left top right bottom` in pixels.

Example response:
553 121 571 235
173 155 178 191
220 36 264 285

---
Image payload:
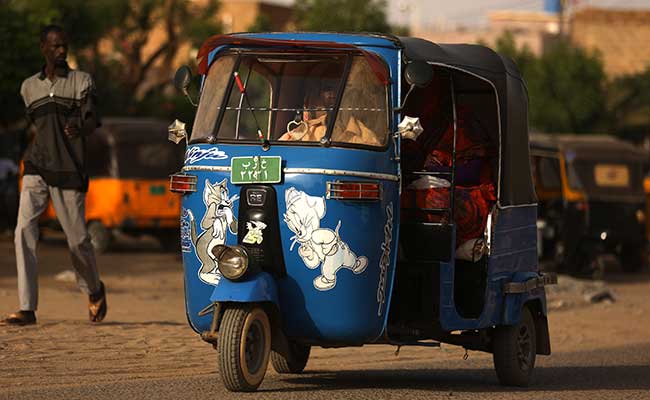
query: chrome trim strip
182 165 399 181
284 168 398 181
183 166 232 172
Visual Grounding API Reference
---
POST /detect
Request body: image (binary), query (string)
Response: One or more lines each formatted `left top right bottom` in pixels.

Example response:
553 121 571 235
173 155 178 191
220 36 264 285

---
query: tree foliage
294 0 391 33
0 2 49 129
495 31 608 134
248 13 274 33
0 0 221 128
607 68 650 139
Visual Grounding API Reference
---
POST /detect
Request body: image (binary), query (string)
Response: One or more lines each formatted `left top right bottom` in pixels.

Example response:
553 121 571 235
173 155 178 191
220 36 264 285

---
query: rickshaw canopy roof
399 37 536 207
530 133 648 162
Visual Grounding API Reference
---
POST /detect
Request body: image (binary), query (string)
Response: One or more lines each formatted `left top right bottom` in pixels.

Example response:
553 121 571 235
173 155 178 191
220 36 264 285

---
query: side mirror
404 61 434 88
174 66 193 96
395 61 434 113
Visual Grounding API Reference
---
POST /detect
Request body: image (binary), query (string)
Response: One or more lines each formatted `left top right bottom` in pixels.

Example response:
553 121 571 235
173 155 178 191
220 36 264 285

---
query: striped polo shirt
20 65 98 190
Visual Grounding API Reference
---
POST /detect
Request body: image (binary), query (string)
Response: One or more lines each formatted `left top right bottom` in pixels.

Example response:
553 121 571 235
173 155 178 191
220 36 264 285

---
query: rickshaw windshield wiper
233 71 270 149
323 54 353 146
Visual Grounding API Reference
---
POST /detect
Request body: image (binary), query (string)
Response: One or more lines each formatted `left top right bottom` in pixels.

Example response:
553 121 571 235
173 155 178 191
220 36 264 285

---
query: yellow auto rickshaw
41 117 185 252
531 133 649 275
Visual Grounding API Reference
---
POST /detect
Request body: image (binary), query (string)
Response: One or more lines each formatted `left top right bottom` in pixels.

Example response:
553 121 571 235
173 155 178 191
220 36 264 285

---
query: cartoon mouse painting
284 187 368 291
187 179 239 285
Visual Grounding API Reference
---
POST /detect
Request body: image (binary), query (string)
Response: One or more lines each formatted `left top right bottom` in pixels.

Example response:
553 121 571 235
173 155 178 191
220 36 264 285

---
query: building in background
414 9 560 56
570 8 650 77
412 0 650 79
218 0 294 33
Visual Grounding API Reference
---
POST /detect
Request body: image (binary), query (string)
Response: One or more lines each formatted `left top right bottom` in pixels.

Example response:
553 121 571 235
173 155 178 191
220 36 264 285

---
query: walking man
1 25 107 326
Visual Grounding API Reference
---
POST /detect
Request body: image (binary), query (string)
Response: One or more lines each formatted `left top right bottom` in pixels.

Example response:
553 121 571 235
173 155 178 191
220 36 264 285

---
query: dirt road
1 235 649 399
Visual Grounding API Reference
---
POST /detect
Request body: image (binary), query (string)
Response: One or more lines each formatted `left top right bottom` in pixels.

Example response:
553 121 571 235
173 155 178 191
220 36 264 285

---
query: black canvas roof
399 37 536 207
530 133 647 162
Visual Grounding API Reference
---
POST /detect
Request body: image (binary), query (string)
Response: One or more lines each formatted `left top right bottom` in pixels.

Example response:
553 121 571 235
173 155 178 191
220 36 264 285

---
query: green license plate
231 156 282 184
149 185 166 195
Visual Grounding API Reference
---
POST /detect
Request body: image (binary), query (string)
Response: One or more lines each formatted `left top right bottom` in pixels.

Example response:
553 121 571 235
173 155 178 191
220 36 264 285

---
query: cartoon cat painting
284 187 368 291
187 179 239 285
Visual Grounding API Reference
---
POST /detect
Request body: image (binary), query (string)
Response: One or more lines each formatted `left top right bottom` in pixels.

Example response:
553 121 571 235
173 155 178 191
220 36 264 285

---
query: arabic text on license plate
231 156 281 184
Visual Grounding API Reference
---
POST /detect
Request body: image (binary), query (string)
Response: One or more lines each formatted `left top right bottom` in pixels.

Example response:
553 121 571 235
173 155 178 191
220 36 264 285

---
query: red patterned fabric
401 183 496 245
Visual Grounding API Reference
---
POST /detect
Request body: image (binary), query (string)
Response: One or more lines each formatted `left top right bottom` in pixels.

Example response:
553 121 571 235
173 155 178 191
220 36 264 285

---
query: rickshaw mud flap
502 273 557 294
197 302 222 346
195 300 291 355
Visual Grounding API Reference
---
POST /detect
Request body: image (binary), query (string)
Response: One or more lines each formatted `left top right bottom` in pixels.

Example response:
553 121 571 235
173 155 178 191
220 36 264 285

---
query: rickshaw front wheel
218 305 271 392
270 342 311 374
492 307 536 387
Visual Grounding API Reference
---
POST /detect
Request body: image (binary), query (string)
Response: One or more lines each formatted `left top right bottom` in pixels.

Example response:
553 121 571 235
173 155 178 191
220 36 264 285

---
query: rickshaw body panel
439 205 542 331
209 271 279 305
181 144 401 343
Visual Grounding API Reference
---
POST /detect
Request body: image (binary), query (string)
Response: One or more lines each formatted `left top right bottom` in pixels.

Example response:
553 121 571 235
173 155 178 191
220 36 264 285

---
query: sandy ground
1 233 649 399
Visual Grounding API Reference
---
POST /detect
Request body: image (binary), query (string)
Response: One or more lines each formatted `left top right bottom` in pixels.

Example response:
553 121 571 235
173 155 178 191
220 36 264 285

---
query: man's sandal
88 281 107 323
0 311 36 326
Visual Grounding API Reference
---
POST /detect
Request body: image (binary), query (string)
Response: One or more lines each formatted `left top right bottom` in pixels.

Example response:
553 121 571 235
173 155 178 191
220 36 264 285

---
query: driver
279 82 336 142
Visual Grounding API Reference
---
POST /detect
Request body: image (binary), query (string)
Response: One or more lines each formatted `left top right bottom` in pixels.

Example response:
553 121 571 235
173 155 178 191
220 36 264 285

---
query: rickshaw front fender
208 271 279 307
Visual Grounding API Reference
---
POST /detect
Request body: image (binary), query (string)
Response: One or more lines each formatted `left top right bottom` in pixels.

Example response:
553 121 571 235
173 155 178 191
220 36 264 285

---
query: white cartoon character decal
187 179 239 285
243 221 267 244
284 187 368 291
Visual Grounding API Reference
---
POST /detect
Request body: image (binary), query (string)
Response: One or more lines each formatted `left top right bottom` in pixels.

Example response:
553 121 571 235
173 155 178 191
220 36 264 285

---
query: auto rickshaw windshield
191 51 389 147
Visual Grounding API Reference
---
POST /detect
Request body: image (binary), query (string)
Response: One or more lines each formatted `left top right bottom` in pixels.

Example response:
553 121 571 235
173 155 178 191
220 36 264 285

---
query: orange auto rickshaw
41 117 185 252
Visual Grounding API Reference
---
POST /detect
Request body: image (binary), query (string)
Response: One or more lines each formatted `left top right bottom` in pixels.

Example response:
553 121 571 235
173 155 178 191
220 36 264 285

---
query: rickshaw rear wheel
270 342 311 374
620 244 646 273
492 307 536 387
218 305 271 392
87 221 111 253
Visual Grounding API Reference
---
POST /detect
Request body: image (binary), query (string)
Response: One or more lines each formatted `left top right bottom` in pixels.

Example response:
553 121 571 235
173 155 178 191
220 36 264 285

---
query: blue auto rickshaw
168 32 556 392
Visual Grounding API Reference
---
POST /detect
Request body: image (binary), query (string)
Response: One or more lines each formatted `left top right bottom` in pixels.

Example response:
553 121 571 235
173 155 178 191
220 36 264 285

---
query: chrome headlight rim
213 245 249 281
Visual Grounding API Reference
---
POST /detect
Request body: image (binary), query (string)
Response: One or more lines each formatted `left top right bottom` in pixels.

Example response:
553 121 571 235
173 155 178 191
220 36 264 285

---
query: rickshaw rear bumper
209 271 279 307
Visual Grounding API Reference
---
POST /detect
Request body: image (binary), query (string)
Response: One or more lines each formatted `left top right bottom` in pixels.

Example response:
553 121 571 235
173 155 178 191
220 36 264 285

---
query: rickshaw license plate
231 156 282 184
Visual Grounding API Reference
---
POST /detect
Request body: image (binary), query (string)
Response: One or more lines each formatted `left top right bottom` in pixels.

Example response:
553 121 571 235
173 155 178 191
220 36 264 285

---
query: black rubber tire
87 221 111 253
620 244 646 273
157 230 180 252
270 342 311 374
218 306 271 392
493 307 537 387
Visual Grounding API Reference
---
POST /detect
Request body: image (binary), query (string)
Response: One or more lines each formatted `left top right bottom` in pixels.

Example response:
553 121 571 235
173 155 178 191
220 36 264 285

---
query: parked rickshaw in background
42 118 185 252
168 32 555 392
531 133 649 275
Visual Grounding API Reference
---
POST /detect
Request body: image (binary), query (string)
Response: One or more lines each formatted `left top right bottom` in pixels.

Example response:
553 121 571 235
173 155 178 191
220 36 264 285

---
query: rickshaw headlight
636 209 645 224
212 245 249 280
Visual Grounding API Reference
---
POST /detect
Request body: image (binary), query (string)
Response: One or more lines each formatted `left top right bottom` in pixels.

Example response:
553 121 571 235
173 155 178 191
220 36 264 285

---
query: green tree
607 68 650 140
248 13 273 33
0 2 49 129
495 33 607 133
1 0 221 126
294 0 391 33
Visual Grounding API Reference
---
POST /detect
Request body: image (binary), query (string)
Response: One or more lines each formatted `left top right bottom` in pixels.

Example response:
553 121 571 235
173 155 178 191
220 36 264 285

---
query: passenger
279 84 380 146
279 82 335 142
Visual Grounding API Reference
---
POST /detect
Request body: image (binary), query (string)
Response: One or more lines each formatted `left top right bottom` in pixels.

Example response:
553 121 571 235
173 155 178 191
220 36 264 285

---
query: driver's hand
64 123 79 139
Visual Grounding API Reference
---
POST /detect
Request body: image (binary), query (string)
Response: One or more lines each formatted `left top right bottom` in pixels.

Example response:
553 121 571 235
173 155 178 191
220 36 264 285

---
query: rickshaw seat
400 222 453 263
